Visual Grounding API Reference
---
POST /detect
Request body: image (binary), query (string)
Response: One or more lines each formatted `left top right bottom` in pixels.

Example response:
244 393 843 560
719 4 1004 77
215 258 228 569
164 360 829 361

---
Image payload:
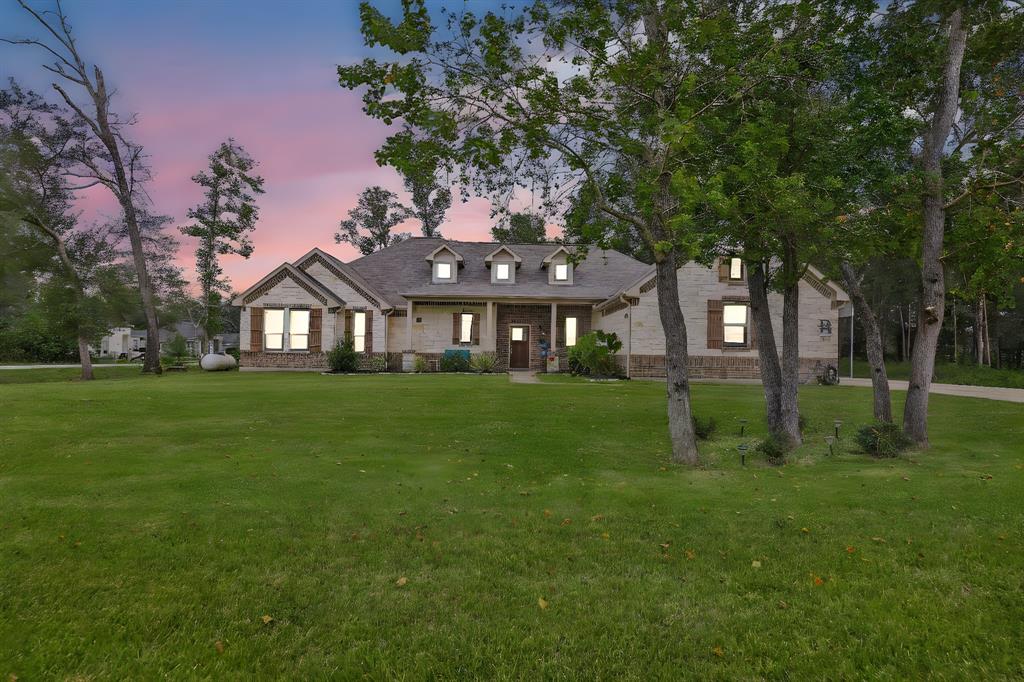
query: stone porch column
402 300 415 371
485 301 495 352
549 302 558 372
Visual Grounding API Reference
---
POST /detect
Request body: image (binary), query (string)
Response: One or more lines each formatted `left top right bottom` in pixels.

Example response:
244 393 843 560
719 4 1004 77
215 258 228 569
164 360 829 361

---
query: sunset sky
1 0 538 292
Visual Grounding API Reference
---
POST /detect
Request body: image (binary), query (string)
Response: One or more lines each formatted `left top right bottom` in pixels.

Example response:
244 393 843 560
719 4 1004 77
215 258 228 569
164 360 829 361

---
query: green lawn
851 357 1024 388
1 372 1022 679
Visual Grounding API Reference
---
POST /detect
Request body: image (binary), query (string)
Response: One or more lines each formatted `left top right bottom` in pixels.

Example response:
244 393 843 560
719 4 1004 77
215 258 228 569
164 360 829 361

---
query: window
729 257 743 281
353 311 366 352
460 313 474 344
511 327 524 341
264 308 285 350
435 262 452 280
554 263 569 281
723 304 748 346
565 317 578 347
289 309 310 350
495 262 510 280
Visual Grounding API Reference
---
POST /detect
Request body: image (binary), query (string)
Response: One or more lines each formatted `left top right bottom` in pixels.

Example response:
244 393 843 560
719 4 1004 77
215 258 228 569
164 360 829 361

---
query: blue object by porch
443 349 471 362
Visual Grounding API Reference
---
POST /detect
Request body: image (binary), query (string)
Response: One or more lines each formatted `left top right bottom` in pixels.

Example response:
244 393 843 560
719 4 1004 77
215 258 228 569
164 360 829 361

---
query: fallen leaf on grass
712 646 724 658
261 615 274 625
560 518 572 526
600 532 610 540
812 574 824 586
846 546 856 554
543 509 552 517
751 560 762 569
590 514 604 522
215 640 224 654
396 576 408 587
800 527 810 534
659 542 671 549
685 549 696 560
538 597 549 610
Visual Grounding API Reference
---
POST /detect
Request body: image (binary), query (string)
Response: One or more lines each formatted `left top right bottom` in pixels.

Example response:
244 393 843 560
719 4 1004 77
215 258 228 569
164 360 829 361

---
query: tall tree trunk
903 9 967 447
748 262 784 434
77 333 94 381
841 262 892 422
779 250 802 447
982 296 992 367
654 252 699 465
975 295 985 366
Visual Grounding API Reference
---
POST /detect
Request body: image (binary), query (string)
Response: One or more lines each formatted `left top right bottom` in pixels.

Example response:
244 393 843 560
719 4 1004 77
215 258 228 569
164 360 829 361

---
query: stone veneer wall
241 351 393 371
624 354 838 383
492 303 594 372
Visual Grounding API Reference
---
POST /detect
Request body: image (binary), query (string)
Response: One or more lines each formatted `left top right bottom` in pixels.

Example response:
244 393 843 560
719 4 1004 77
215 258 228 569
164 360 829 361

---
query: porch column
485 301 495 351
549 302 558 372
406 300 414 350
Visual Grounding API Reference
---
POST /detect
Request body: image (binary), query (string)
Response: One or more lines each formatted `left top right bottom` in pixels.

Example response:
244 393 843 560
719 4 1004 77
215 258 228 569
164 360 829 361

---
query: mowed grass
851 357 1024 389
1 372 1022 679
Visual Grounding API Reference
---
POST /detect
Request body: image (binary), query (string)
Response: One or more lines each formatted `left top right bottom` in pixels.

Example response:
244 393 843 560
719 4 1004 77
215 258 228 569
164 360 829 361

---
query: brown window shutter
718 259 730 282
250 307 263 352
452 313 460 344
707 299 724 349
344 310 353 342
472 313 480 345
364 309 373 353
308 308 322 353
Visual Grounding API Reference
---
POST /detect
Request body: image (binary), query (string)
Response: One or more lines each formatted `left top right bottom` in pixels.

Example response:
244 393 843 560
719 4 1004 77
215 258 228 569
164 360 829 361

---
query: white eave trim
424 243 465 264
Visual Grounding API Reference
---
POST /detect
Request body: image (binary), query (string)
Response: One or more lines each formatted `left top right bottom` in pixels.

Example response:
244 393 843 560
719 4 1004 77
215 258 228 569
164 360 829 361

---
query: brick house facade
233 239 849 381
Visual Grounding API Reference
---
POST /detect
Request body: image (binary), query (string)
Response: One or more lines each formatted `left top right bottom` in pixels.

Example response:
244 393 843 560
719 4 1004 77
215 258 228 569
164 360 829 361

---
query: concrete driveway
840 377 1024 404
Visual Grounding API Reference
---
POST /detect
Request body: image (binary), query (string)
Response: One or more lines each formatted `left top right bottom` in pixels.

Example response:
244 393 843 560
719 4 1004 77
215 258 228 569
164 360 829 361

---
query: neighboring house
94 323 240 359
232 238 849 381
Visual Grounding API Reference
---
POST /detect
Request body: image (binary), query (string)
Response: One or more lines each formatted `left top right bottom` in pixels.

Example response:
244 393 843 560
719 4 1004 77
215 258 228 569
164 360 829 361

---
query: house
232 238 848 381
95 322 240 359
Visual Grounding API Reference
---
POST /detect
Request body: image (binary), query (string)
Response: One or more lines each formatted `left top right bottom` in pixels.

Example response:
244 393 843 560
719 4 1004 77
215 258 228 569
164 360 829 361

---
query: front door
509 325 530 369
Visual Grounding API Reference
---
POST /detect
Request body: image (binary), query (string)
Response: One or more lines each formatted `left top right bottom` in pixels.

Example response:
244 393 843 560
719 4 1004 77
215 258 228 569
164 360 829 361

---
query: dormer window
426 243 463 284
543 246 575 285
485 245 522 284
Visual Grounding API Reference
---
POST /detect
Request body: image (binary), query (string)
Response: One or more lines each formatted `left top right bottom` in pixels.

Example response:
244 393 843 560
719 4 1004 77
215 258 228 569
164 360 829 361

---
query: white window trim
723 304 748 347
728 257 743 281
264 307 311 352
565 317 578 347
495 262 511 281
435 262 452 280
554 263 569 281
353 311 366 352
459 312 474 344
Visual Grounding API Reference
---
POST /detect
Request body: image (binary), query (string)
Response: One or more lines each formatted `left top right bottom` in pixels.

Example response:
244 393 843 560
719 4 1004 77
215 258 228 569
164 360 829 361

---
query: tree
181 139 264 351
338 1 800 464
491 212 546 244
335 186 412 255
4 1 166 374
0 83 131 379
840 261 893 422
400 135 451 237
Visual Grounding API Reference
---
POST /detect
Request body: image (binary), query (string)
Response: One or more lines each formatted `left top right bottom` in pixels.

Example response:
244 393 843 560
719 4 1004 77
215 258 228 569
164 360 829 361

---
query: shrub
162 333 189 365
413 355 428 373
439 352 471 372
226 348 240 362
855 421 912 458
327 338 359 373
470 352 497 373
369 354 388 373
567 330 623 377
692 415 717 441
756 435 788 466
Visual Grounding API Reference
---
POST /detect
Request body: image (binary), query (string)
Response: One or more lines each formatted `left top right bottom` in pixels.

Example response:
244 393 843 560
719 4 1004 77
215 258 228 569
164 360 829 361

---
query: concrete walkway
841 377 1024 404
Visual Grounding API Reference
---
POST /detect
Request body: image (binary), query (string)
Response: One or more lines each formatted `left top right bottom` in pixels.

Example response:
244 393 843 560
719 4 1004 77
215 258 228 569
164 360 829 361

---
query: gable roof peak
424 242 465 263
484 244 523 266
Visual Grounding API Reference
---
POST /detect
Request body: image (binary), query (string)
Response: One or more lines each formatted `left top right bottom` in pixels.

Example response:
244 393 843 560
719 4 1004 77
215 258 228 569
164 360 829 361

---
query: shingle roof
344 238 652 306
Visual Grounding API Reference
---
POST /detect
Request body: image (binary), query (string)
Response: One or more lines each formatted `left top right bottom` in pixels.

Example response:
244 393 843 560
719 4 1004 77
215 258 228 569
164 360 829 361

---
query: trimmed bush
567 331 623 377
470 352 497 373
855 421 912 458
692 415 717 441
413 355 428 373
369 354 388 373
756 435 788 466
327 339 359 373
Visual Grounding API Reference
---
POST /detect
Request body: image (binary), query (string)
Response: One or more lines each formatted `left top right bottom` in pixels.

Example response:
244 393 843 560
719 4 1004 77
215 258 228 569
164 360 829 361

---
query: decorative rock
200 353 237 371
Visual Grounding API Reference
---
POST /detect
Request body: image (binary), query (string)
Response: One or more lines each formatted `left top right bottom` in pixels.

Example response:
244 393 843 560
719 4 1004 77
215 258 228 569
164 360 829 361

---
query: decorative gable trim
541 245 573 267
484 245 523 267
235 263 343 307
424 243 465 265
296 250 386 310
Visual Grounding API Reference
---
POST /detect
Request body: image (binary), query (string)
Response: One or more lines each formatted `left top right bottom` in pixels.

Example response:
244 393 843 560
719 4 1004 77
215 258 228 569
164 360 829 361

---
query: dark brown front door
509 325 530 369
